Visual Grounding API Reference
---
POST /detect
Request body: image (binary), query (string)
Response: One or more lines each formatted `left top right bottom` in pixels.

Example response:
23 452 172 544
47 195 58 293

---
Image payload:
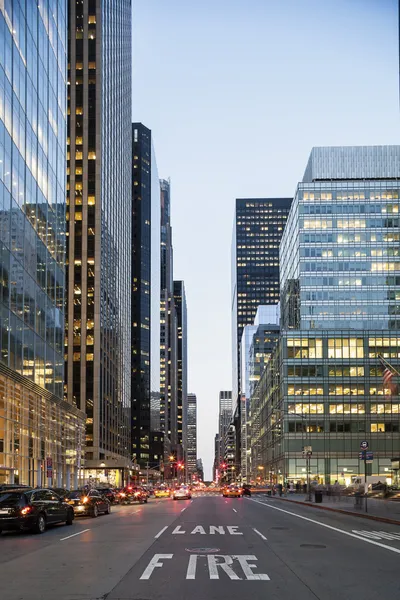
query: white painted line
250 499 400 555
181 507 187 513
154 525 168 539
60 528 90 541
233 508 237 513
253 528 267 541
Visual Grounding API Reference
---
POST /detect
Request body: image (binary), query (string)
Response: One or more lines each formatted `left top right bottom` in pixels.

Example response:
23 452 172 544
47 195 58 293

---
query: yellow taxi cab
222 484 243 498
154 488 170 498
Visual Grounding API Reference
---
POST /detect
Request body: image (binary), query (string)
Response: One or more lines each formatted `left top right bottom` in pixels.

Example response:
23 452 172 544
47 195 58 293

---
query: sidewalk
261 492 400 526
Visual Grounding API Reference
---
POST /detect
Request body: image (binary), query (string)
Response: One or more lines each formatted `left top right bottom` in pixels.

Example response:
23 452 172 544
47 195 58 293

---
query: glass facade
66 0 132 469
0 0 85 485
250 146 400 486
131 123 161 467
159 179 177 451
174 280 187 450
231 198 292 407
281 149 400 331
251 331 400 486
186 393 197 477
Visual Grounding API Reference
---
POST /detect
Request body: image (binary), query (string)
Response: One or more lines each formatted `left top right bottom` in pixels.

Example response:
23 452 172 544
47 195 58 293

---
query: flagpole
377 354 400 377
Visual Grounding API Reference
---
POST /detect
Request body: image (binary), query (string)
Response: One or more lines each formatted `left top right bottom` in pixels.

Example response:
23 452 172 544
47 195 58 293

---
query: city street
0 494 399 600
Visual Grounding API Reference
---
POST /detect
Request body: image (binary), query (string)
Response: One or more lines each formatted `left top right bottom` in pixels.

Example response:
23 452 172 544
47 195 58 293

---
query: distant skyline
132 0 399 478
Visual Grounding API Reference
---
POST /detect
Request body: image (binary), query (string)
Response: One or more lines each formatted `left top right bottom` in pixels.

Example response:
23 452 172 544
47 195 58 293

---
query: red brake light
21 506 32 515
127 486 132 490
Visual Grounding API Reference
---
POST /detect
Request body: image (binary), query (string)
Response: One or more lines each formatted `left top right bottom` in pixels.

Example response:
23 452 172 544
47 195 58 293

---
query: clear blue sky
132 0 399 479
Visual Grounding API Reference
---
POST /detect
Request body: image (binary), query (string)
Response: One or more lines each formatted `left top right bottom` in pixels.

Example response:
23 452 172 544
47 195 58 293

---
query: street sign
303 446 312 452
360 441 369 450
46 457 53 478
366 452 373 464
359 451 366 460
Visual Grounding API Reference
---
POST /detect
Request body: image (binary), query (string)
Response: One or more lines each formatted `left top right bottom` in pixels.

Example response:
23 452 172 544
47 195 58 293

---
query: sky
132 0 400 479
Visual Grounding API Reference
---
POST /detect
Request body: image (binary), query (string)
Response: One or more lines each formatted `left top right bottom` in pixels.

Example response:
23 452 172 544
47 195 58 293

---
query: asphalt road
0 494 399 600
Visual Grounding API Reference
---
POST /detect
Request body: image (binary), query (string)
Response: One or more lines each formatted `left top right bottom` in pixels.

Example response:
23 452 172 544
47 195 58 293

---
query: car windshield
0 492 26 505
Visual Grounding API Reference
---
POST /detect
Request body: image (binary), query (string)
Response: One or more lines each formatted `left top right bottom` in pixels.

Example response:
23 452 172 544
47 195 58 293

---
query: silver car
172 486 192 500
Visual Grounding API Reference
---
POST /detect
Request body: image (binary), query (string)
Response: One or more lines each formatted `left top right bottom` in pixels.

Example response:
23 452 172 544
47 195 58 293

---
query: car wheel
33 513 46 534
66 509 74 525
144 498 148 504
91 504 98 518
106 503 111 514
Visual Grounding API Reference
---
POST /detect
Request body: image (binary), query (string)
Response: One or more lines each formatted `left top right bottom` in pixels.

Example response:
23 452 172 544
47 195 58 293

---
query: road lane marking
253 528 267 541
352 530 400 541
181 507 187 512
140 554 173 579
250 499 400 555
60 529 90 541
233 508 237 513
154 526 168 539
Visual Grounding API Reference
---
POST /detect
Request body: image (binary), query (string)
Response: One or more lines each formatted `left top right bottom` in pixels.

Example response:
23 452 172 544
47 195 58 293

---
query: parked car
67 490 111 517
49 488 70 502
95 488 118 504
0 484 32 492
0 488 74 534
119 486 148 504
172 486 192 500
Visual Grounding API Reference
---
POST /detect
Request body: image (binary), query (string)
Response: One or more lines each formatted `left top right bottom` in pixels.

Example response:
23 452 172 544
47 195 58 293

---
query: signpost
46 457 53 486
302 446 312 502
359 442 371 513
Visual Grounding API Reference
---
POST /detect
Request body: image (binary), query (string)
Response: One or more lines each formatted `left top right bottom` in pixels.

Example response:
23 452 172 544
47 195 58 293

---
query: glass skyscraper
66 0 132 486
186 392 197 478
281 146 400 331
251 146 400 486
0 1 85 487
231 198 292 404
131 123 161 468
174 280 187 453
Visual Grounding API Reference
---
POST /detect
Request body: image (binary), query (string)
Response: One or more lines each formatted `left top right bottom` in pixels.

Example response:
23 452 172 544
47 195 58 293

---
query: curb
264 496 400 526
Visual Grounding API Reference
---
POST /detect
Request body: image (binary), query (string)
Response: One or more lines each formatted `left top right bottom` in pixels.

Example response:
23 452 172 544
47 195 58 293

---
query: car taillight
82 496 89 503
21 506 32 515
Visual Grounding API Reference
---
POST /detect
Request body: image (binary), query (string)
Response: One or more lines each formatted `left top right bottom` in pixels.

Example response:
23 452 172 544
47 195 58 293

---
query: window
328 338 364 359
329 404 365 414
370 423 385 433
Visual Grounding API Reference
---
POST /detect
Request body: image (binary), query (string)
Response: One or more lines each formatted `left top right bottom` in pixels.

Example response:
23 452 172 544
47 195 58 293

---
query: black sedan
67 490 111 517
0 489 74 535
50 488 70 502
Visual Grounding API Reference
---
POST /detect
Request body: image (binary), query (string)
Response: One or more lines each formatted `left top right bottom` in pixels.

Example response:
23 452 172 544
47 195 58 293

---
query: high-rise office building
0 1 85 487
218 391 232 465
160 179 178 465
174 281 187 454
186 393 197 478
213 433 220 481
240 305 280 481
251 146 400 485
66 0 132 486
231 198 292 472
131 123 161 468
196 457 204 481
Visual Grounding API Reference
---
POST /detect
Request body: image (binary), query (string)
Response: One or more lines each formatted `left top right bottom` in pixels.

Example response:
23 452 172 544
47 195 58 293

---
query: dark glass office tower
160 180 177 460
66 0 132 486
231 198 292 474
174 280 187 453
231 198 292 403
131 123 161 468
0 1 85 487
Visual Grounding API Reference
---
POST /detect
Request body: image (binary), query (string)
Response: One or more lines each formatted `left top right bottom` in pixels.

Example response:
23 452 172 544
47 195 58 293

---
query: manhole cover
185 548 220 553
300 544 326 549
270 527 289 530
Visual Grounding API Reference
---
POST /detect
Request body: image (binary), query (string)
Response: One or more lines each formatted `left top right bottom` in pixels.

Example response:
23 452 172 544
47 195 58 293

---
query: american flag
379 356 396 396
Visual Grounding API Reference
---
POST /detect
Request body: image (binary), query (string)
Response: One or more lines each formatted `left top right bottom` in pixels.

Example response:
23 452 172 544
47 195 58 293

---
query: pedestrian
296 481 300 494
278 483 283 497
